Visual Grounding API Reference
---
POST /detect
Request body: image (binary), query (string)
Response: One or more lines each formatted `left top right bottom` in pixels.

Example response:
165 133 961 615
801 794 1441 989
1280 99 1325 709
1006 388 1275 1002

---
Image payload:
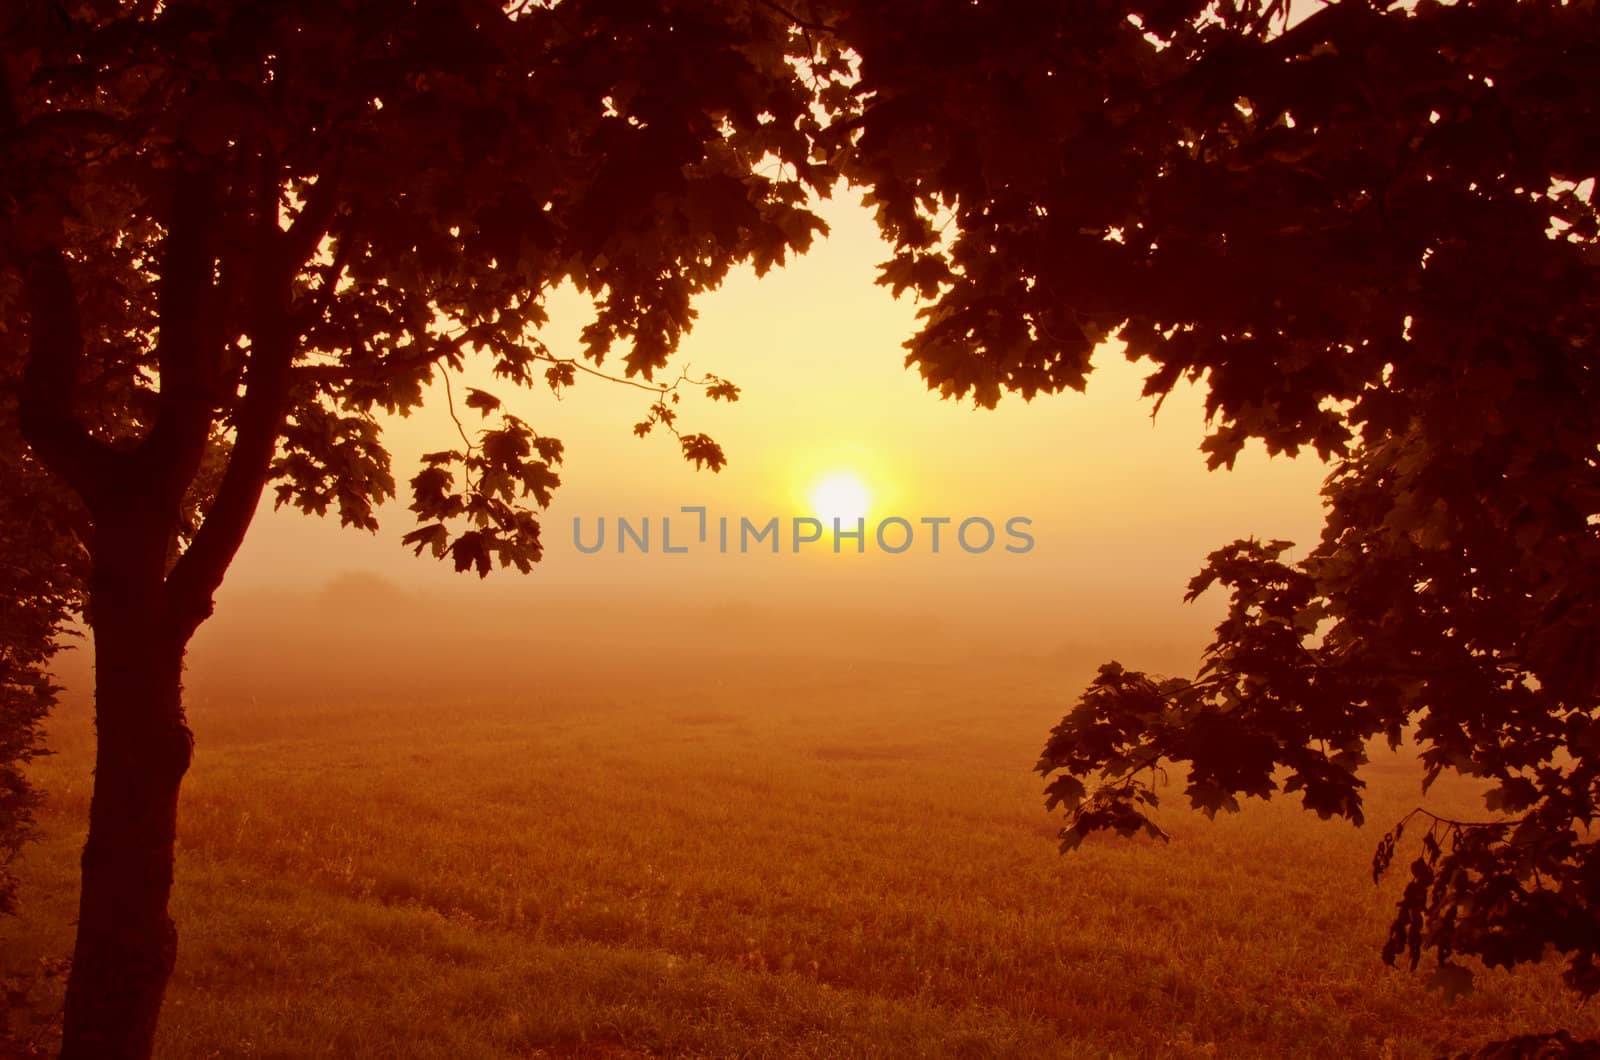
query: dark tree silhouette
0 2 849 1055
817 0 1600 1018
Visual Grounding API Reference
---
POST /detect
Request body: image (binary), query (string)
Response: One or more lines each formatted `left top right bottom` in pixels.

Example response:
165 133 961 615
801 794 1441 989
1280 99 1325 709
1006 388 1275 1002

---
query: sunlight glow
809 471 872 526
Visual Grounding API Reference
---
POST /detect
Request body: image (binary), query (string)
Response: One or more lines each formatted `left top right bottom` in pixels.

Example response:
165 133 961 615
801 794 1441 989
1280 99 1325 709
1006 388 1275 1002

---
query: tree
0 2 853 1055
812 0 1600 1020
5 0 1597 1054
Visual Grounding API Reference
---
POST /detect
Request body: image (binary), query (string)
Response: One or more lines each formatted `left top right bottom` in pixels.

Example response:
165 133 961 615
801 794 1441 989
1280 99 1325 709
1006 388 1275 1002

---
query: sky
215 189 1328 670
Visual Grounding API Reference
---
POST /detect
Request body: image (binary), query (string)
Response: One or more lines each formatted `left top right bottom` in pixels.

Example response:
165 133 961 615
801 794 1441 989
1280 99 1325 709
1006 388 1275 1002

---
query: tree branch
16 248 119 503
161 320 294 640
293 342 706 395
291 218 358 333
753 0 836 35
279 169 343 284
292 327 476 387
161 153 302 638
0 47 116 503
137 163 222 498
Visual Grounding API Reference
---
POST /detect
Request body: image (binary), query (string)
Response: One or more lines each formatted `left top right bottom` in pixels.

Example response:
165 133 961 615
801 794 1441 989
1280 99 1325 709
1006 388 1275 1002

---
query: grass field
3 597 1596 1058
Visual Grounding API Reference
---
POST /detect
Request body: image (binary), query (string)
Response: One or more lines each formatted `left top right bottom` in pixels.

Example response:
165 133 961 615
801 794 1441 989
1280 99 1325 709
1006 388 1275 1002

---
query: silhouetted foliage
0 438 80 919
0 1 851 1054
0 195 81 927
884 0 1600 1021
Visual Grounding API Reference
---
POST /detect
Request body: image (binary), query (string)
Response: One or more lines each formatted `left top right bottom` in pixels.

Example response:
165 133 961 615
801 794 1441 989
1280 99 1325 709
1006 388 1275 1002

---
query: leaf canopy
988 0 1600 1000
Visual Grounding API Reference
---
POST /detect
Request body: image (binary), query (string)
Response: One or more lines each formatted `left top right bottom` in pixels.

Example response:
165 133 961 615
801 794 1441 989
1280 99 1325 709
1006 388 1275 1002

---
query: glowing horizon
222 189 1327 653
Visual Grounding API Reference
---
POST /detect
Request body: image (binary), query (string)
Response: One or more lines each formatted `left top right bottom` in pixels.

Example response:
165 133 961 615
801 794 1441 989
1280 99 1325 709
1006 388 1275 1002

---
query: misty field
4 596 1597 1058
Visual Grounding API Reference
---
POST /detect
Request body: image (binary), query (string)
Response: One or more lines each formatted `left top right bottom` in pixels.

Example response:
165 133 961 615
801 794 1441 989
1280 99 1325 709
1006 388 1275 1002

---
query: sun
809 470 872 526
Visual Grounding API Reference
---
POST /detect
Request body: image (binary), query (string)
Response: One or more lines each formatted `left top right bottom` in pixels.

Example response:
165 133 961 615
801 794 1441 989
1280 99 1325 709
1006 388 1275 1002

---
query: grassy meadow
3 591 1596 1058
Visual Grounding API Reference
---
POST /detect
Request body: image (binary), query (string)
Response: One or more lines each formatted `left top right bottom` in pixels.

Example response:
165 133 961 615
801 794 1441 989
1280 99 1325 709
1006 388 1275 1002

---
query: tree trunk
59 527 194 1060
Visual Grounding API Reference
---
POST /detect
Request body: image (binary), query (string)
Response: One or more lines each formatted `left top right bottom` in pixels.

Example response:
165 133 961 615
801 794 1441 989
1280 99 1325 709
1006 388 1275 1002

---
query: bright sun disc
809 471 872 526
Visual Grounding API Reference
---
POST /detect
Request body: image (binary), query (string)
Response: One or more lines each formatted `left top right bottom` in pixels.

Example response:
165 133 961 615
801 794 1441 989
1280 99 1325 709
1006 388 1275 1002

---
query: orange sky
218 190 1327 660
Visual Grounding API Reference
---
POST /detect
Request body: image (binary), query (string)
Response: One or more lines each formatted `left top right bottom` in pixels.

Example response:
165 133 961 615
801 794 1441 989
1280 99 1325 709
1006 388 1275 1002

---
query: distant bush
316 571 410 612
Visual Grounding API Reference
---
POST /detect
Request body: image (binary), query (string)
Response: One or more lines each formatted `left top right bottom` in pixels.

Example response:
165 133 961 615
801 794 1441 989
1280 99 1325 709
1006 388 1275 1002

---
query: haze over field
17 589 1599 1059
220 193 1328 661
